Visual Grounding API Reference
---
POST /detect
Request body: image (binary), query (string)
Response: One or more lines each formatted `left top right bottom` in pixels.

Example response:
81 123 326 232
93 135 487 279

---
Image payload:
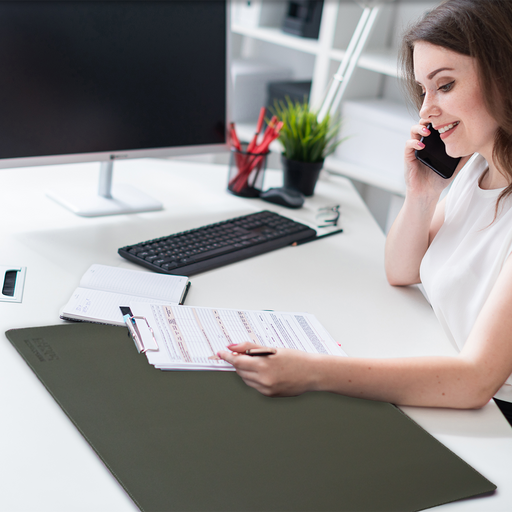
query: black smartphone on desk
415 123 461 179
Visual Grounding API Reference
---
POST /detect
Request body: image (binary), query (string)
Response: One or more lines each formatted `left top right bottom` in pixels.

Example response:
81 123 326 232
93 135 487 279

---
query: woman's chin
444 144 463 159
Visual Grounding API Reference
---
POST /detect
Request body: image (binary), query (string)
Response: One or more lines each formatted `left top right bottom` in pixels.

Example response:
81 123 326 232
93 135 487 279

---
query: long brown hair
400 0 512 211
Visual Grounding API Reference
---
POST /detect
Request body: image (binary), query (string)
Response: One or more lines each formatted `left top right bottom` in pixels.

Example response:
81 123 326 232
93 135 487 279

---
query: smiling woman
387 0 512 423
400 0 512 198
218 0 512 427
412 42 498 166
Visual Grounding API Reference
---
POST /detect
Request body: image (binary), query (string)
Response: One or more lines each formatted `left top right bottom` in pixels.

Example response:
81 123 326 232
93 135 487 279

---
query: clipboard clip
121 308 159 354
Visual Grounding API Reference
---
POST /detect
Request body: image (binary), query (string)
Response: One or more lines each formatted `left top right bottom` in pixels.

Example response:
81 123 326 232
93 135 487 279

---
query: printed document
128 303 347 370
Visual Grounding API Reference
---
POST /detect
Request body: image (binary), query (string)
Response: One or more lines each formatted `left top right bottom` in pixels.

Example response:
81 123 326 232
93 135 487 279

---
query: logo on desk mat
23 338 60 362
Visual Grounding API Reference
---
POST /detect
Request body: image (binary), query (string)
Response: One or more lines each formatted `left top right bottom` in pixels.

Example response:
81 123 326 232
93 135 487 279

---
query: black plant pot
281 155 324 197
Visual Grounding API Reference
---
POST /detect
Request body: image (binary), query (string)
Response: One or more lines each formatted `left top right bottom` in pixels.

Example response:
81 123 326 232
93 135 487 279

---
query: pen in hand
245 347 277 357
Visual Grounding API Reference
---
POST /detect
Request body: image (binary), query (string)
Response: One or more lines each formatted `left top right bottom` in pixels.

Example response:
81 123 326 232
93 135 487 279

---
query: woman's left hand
217 342 319 397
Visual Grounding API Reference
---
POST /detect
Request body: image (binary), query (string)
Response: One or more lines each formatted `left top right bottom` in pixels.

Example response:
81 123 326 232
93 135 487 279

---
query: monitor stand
46 161 163 217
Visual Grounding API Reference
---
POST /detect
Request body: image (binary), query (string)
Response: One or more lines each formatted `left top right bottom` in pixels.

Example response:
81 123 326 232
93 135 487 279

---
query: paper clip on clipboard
120 307 159 354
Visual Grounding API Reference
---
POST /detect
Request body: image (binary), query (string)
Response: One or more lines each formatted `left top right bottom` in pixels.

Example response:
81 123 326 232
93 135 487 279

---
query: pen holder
228 145 268 198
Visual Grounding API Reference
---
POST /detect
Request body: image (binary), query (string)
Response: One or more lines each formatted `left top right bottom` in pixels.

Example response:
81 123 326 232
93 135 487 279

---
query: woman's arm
218 255 512 409
384 123 467 286
385 195 445 286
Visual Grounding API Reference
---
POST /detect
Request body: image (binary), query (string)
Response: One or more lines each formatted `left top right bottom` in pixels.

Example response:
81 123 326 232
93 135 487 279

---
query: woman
218 0 512 424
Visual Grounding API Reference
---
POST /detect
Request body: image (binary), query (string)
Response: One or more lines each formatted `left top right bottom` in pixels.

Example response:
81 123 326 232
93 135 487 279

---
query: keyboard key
192 245 236 262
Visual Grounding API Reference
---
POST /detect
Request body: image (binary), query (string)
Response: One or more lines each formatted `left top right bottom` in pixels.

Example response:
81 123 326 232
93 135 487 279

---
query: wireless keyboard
118 210 317 276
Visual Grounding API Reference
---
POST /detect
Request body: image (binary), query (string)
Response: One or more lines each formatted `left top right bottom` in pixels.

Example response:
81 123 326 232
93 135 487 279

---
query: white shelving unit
232 24 320 55
230 0 438 229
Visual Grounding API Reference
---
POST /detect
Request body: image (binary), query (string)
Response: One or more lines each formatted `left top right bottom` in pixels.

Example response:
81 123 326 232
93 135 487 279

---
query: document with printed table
60 264 190 326
124 303 347 370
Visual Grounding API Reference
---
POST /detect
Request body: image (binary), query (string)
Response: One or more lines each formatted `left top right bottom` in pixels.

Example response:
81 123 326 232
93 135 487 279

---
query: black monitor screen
0 1 227 160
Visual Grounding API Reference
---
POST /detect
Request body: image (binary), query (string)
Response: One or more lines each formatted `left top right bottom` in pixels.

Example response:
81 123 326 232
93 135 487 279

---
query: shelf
324 156 406 196
358 49 400 77
232 24 321 55
233 24 399 78
233 123 405 196
330 47 399 77
232 9 407 196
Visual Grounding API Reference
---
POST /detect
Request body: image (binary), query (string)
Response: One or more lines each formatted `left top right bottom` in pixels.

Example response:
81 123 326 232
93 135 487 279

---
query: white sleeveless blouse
420 154 512 401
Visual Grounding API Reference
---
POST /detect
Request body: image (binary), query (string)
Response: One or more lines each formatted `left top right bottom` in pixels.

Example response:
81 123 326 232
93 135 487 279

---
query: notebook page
61 288 172 326
80 264 188 302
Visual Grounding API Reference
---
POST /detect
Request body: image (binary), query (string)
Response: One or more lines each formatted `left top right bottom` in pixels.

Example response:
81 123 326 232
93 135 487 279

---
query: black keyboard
118 210 317 276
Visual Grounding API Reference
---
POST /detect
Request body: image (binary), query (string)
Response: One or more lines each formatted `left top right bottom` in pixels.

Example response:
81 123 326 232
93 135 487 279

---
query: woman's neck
477 151 511 190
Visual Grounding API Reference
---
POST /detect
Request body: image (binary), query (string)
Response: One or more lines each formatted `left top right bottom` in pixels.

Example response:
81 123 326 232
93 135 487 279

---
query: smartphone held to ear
415 123 461 179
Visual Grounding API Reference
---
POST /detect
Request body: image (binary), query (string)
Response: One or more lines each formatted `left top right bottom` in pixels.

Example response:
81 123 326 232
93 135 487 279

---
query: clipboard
6 323 496 512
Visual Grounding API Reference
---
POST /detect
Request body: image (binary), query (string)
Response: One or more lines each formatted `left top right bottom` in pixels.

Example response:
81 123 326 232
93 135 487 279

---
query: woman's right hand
404 121 465 199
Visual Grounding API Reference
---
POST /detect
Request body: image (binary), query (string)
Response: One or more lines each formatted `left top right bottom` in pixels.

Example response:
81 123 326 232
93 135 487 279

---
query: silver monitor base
46 161 163 217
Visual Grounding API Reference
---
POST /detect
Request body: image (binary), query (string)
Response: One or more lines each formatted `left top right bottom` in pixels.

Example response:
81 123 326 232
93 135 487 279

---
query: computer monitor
0 1 228 216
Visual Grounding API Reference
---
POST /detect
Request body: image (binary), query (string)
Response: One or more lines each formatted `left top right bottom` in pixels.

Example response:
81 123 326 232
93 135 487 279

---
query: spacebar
192 245 237 262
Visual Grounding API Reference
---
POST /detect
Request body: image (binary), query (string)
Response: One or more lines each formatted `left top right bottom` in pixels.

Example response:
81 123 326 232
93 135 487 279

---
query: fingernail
417 141 425 149
422 126 429 133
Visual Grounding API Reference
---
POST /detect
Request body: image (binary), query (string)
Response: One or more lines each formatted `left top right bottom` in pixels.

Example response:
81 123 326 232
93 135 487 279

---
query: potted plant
271 97 342 196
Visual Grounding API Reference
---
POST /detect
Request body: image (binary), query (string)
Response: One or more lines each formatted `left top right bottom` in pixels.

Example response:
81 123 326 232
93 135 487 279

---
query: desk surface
1 158 511 511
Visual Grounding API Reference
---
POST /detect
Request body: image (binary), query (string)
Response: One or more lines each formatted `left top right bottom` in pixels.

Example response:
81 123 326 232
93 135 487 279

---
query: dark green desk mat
6 323 495 512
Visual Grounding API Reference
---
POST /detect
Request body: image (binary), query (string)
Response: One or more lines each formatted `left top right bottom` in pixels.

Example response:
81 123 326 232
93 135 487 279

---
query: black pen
293 228 343 246
245 347 277 356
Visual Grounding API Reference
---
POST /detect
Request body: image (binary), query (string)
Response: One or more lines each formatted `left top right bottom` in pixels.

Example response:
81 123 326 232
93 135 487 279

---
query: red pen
247 107 266 153
229 122 241 151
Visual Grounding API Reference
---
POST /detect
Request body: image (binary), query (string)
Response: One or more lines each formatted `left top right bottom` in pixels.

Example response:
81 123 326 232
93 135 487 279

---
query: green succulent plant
271 97 343 163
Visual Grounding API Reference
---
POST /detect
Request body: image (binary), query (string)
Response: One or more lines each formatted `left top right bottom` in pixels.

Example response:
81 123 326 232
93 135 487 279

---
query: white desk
1 159 511 511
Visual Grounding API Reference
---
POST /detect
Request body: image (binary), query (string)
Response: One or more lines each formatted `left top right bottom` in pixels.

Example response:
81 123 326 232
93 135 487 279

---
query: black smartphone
415 123 461 179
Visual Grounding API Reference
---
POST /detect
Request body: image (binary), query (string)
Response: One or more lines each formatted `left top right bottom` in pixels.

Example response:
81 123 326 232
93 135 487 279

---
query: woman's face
413 41 499 160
